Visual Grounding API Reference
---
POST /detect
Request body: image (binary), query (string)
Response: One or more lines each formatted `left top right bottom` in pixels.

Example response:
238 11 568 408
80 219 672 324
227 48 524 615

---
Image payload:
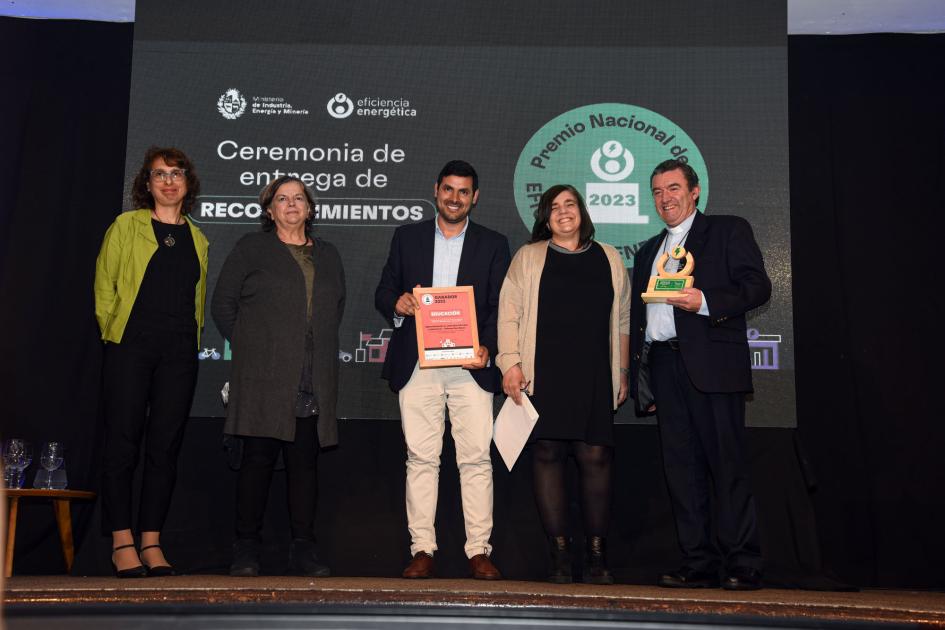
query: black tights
532 439 613 537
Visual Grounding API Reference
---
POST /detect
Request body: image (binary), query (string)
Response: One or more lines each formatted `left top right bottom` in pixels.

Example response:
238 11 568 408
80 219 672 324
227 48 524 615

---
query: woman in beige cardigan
497 184 630 584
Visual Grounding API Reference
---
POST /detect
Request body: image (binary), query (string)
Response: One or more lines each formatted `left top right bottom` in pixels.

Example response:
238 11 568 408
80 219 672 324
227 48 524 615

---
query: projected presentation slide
125 1 795 426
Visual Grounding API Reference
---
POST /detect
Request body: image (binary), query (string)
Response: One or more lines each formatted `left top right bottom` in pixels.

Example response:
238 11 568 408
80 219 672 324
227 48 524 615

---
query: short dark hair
436 160 479 192
258 175 318 233
650 158 700 190
530 184 595 247
131 146 200 215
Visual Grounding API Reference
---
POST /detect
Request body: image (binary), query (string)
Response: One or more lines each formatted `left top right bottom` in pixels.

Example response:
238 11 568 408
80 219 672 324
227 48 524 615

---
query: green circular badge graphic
514 103 708 267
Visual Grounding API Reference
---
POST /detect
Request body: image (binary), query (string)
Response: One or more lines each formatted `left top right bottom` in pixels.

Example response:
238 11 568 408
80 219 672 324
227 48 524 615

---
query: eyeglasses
274 194 308 205
150 169 187 183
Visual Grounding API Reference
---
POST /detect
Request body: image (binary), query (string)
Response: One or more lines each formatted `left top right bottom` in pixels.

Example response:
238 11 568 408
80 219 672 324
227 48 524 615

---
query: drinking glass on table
40 441 64 489
3 438 32 488
14 439 33 488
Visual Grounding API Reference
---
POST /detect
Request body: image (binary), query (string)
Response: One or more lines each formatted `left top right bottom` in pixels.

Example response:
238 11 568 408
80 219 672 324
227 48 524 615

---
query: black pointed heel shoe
112 543 147 578
140 544 175 577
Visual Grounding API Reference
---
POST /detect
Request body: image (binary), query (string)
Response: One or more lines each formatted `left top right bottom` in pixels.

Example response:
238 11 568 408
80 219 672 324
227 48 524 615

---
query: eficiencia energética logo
326 91 416 119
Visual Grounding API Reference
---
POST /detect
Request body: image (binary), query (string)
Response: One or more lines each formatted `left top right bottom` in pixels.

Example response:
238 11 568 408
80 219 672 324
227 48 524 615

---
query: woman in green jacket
94 146 209 577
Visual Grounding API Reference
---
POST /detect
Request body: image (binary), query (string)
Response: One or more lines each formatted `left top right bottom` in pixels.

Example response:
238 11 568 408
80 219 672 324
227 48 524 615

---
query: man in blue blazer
375 160 511 579
629 159 771 590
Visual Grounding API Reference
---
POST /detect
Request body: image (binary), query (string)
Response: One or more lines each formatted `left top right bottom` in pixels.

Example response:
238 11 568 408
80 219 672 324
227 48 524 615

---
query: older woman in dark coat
211 175 345 577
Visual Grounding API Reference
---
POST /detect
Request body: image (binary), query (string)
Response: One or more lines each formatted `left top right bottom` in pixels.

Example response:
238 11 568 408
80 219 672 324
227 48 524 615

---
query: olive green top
285 242 314 319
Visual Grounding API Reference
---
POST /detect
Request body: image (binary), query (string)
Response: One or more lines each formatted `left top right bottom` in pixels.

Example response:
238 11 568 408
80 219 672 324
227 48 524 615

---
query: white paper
493 394 539 471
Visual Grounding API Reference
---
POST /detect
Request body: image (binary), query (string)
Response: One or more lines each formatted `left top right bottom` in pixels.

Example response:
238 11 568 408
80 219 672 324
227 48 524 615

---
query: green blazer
94 209 209 345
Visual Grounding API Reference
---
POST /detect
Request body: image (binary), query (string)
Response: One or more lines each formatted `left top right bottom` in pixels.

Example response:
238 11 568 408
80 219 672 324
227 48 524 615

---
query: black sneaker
230 538 260 577
287 538 330 577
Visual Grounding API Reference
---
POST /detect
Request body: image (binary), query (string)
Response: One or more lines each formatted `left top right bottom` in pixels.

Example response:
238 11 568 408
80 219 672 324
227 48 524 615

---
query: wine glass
15 440 33 488
3 438 32 488
3 439 20 487
40 442 64 489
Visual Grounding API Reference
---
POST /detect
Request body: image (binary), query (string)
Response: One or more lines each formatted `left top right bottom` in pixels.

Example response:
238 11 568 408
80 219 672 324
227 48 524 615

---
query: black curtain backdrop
1 18 942 588
0 17 134 578
789 34 945 586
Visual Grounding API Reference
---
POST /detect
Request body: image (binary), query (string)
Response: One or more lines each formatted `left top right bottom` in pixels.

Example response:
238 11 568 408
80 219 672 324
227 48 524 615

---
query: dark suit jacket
375 219 511 393
629 211 771 409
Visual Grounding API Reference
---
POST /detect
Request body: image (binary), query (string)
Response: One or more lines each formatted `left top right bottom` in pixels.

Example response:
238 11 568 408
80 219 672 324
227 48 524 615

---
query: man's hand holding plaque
461 346 489 371
395 285 421 316
665 287 704 312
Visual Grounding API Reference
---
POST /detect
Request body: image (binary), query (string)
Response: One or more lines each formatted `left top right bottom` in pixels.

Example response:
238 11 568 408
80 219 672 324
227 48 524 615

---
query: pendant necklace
153 212 181 247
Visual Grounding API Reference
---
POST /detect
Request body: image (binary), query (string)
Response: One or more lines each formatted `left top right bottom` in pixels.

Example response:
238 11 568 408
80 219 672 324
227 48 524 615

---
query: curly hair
130 146 200 215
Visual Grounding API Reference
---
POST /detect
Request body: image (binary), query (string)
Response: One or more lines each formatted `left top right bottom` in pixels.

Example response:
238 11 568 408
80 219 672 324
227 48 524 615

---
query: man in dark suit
375 160 511 580
629 159 771 590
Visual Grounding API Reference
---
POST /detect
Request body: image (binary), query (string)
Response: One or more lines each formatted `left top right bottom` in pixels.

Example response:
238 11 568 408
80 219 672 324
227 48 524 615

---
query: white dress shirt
645 211 710 342
393 216 468 328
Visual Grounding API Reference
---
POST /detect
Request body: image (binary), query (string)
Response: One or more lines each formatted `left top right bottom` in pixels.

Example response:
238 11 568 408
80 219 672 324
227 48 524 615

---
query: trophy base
641 275 693 304
642 291 682 304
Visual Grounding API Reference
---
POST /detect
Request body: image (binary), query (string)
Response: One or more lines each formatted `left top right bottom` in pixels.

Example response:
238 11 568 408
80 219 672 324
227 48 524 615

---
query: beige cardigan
496 240 631 409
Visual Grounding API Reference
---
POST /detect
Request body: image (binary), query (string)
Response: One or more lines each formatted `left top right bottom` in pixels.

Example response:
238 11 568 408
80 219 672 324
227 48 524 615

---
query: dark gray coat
211 231 346 446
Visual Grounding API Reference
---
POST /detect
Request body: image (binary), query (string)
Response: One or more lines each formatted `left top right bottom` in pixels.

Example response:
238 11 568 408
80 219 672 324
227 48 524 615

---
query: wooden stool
4 488 96 577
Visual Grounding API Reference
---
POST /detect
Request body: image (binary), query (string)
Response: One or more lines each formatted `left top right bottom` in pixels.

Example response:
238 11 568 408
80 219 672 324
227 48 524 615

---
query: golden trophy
641 243 694 303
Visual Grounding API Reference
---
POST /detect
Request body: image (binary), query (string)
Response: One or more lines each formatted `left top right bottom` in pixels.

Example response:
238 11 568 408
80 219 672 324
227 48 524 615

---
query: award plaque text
413 286 480 368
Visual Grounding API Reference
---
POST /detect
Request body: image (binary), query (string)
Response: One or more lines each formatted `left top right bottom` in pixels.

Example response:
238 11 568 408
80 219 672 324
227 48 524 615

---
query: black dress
530 241 614 446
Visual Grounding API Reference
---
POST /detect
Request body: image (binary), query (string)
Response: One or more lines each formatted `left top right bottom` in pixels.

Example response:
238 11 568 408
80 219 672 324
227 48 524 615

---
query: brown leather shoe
402 551 434 578
469 553 502 580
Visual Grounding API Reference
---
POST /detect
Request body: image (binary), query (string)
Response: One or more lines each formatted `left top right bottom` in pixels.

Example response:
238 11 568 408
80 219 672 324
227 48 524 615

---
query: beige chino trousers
399 363 495 558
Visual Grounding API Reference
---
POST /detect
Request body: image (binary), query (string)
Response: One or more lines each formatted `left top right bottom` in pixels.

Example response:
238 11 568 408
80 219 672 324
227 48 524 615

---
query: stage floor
4 576 945 628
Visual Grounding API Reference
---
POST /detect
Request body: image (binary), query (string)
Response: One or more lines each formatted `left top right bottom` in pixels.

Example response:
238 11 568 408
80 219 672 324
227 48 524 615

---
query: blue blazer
375 219 511 393
629 211 771 408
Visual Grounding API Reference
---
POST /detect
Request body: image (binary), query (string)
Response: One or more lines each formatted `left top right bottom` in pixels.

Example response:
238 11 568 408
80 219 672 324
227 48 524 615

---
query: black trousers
235 418 319 541
649 342 762 573
101 328 198 534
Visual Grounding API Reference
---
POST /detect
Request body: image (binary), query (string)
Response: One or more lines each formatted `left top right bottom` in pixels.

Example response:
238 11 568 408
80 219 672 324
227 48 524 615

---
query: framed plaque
413 286 480 368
